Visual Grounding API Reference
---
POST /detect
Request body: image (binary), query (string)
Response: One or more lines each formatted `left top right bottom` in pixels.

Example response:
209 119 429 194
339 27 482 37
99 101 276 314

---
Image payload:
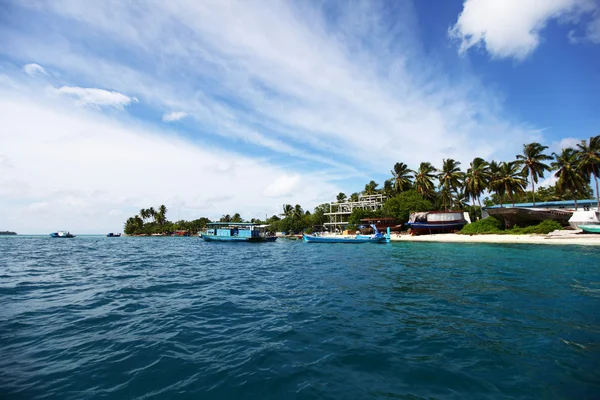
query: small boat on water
200 222 277 242
107 233 121 237
303 225 390 243
578 225 600 234
50 231 75 238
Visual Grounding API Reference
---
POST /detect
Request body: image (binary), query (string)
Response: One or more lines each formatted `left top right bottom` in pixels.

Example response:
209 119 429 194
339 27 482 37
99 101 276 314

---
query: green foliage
382 190 433 223
459 217 503 235
124 206 211 235
508 220 563 235
459 217 562 235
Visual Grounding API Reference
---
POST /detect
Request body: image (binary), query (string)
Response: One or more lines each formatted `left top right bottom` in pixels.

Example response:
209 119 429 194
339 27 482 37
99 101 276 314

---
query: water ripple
1 236 599 399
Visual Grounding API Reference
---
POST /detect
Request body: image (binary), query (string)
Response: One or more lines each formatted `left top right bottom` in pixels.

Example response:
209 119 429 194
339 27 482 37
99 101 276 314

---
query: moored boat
405 211 467 235
200 222 277 242
50 231 75 238
579 224 600 234
107 233 121 237
303 225 390 243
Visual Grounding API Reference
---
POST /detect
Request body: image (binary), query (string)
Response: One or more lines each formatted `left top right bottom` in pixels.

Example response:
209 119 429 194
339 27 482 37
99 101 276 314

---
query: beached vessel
579 224 600 234
50 231 75 238
303 225 390 243
405 211 467 235
200 222 277 242
568 210 600 230
107 233 121 237
358 218 402 234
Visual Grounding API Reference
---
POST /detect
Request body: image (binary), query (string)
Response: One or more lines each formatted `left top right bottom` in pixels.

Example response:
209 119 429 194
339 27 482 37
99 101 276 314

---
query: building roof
485 199 597 209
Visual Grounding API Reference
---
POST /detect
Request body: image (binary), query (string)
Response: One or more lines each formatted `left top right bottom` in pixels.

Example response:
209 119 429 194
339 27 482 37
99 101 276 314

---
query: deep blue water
1 236 599 399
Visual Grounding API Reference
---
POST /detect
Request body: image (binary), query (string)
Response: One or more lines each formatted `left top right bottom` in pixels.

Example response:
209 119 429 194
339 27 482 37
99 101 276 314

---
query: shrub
459 217 504 235
509 220 563 235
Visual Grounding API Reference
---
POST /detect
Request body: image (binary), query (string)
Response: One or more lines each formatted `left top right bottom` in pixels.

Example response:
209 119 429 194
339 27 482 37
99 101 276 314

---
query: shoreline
389 231 600 245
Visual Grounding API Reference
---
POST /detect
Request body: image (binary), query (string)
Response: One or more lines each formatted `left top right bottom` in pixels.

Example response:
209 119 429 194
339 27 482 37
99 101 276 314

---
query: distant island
0 231 17 235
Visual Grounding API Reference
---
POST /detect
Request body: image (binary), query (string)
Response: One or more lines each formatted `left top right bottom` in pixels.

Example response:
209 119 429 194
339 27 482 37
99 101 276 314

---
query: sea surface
1 236 599 399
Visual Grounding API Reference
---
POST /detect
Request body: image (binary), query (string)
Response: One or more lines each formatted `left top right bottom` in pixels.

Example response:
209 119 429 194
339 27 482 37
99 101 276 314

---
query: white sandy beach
389 230 600 245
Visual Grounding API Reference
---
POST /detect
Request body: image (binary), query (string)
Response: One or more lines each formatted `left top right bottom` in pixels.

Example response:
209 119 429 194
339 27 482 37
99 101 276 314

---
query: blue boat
303 225 390 243
405 211 467 235
200 222 277 242
50 231 75 238
107 233 121 237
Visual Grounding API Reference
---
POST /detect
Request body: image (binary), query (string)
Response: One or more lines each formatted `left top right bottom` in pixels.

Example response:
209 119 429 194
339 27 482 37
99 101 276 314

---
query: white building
324 194 386 232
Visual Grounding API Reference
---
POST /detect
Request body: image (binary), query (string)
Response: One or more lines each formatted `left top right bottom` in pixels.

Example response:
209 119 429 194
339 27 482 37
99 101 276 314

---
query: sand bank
389 230 600 245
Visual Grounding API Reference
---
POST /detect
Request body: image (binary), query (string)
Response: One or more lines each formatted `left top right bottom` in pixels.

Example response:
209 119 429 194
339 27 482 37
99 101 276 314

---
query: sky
0 0 599 234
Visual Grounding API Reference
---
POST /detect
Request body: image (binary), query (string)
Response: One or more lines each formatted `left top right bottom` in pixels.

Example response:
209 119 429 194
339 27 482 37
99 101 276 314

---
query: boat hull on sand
579 225 600 234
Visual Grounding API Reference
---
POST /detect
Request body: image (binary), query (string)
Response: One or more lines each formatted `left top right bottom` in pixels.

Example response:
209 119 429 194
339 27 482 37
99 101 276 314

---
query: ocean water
1 236 599 399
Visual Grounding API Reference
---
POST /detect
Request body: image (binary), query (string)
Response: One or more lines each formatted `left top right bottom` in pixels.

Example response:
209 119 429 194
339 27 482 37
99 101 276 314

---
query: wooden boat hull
405 222 466 235
579 225 600 233
303 234 389 243
200 234 277 242
487 207 572 228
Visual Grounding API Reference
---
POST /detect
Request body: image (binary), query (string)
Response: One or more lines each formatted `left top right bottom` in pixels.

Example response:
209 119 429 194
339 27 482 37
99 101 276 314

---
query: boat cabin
201 222 277 242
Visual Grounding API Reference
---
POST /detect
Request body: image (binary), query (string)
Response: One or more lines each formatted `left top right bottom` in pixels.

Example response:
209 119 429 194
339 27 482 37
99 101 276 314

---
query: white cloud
23 63 46 76
0 90 339 233
262 174 302 198
450 0 598 60
55 86 138 109
162 111 188 122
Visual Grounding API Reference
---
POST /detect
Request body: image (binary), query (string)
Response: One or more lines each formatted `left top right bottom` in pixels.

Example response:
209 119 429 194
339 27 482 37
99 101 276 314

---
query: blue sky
0 0 599 233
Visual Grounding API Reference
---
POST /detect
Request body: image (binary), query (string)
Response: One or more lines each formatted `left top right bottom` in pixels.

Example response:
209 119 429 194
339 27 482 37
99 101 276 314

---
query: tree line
124 136 599 234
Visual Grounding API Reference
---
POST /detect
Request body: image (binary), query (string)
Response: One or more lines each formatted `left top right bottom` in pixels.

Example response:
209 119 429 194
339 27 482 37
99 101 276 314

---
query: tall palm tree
349 192 359 202
488 160 504 207
220 214 232 222
552 148 587 210
231 213 243 223
516 142 552 206
363 180 379 195
437 159 464 209
148 207 157 223
158 205 167 225
576 135 600 209
336 192 347 203
281 204 293 218
140 208 149 222
414 162 436 200
497 161 527 207
391 162 413 194
293 204 304 219
383 179 394 197
464 157 490 210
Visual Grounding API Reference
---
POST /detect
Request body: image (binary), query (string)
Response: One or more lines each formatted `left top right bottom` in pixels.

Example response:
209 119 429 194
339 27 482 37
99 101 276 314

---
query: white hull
568 209 600 230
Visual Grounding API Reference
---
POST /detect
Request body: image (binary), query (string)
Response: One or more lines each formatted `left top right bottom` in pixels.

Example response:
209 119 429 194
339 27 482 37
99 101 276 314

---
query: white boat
568 210 600 230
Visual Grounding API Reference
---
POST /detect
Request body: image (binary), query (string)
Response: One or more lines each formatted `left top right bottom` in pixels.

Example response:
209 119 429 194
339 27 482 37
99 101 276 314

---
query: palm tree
414 162 436 200
437 159 464 209
464 157 490 210
391 162 413 194
497 161 527 207
157 205 167 225
293 204 303 219
148 207 157 223
140 208 149 222
552 148 587 210
281 204 293 218
488 161 504 207
336 192 347 203
231 213 243 223
383 179 394 197
576 135 600 209
349 192 359 202
220 214 232 222
516 142 552 206
363 180 379 195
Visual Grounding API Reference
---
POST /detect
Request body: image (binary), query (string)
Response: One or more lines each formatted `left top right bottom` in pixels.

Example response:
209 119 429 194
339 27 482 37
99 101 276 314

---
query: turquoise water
1 237 599 399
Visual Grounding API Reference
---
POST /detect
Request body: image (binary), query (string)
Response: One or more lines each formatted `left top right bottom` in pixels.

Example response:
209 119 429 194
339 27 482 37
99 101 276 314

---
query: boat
107 233 121 237
303 225 390 243
358 218 402 234
200 222 277 242
0 231 16 235
50 231 75 238
405 211 467 235
569 210 600 230
487 207 573 228
578 224 600 234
